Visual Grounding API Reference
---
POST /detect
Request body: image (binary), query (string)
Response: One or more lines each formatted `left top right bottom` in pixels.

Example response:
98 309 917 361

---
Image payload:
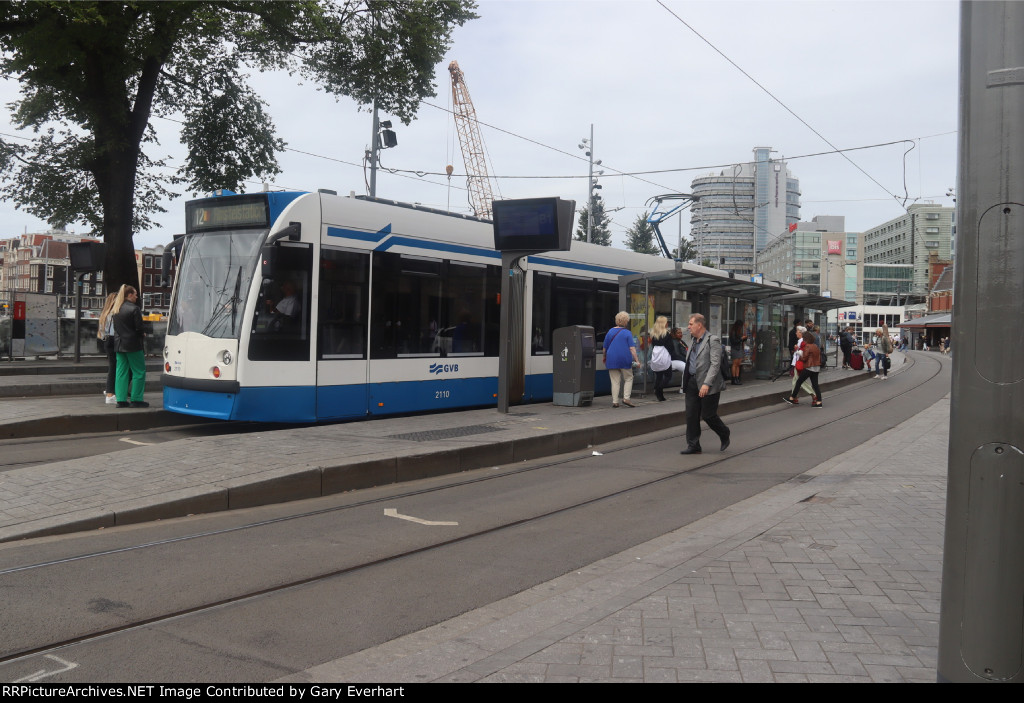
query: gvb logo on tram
429 363 460 375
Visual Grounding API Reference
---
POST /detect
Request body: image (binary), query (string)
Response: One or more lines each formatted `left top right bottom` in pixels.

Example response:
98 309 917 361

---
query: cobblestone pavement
284 395 948 683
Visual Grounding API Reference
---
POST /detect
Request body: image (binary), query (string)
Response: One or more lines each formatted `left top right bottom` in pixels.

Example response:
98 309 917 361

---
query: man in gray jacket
681 313 730 454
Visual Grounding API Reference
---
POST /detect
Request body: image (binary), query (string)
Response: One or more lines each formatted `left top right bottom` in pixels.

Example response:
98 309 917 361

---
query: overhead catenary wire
655 0 908 209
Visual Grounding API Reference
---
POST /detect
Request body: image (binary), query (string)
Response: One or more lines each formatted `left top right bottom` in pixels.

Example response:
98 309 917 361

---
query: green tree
574 197 611 246
673 237 697 262
624 211 661 256
0 1 476 289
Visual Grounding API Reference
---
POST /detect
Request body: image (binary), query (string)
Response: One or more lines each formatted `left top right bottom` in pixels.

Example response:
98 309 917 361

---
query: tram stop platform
0 355 895 543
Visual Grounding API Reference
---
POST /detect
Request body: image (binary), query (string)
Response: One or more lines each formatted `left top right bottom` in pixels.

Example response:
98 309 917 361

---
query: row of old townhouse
0 229 176 317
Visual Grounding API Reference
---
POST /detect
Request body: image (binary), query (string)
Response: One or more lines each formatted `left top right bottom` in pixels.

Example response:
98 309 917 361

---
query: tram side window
318 248 369 359
371 253 442 357
531 272 552 354
594 280 618 336
532 274 617 354
248 243 312 361
439 261 498 357
370 252 500 359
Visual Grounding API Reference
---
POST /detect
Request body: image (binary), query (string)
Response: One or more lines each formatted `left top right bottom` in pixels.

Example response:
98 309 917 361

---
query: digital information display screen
494 201 556 238
186 195 270 233
492 198 573 252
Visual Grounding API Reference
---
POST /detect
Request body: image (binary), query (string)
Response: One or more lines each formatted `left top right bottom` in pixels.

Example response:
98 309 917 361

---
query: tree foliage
574 197 611 246
673 237 697 262
624 211 661 256
0 1 477 289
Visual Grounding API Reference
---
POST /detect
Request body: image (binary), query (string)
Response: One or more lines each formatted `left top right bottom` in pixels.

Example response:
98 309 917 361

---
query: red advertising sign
13 301 26 320
827 240 842 255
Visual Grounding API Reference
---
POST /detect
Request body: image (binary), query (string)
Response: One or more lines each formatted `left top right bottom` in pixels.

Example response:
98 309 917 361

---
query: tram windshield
168 230 266 338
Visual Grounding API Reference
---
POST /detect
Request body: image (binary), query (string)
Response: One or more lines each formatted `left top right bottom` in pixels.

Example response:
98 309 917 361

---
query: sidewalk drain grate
387 424 507 442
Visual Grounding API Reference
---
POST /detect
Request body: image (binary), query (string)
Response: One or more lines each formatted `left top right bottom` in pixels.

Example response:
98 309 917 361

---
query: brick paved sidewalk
283 395 948 683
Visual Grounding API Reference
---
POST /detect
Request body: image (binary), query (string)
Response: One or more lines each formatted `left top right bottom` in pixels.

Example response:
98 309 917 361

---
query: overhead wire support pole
449 61 496 219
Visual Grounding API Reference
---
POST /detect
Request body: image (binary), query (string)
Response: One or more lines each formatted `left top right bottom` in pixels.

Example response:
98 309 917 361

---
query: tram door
245 242 316 421
315 247 371 419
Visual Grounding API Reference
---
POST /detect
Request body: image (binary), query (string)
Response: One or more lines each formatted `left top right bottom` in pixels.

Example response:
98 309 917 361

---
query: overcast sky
0 0 960 252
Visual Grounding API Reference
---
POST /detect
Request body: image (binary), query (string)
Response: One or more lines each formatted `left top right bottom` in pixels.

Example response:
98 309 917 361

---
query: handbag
883 356 891 370
720 343 732 380
650 344 671 372
795 359 805 372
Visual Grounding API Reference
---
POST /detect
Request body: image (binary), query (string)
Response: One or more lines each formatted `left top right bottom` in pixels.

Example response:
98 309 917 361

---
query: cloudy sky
0 0 960 252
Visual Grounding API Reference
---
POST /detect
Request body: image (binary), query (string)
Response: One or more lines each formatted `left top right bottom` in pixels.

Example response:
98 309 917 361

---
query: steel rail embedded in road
0 353 946 668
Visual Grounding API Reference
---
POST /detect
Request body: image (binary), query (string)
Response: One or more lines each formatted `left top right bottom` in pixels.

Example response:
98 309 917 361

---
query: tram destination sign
187 193 270 233
492 197 575 252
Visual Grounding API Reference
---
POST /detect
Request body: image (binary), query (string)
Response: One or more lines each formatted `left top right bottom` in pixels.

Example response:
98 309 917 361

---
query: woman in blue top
603 311 639 408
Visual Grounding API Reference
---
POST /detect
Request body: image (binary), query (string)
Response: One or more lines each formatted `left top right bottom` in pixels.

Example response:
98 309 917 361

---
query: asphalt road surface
0 353 950 682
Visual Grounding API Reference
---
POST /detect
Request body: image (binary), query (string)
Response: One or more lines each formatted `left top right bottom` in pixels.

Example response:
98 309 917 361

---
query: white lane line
384 508 458 526
119 438 154 446
13 655 78 682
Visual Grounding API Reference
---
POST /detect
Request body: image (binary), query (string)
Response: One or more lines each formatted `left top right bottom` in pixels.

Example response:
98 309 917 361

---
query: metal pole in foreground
369 102 379 197
497 252 526 413
937 0 1024 682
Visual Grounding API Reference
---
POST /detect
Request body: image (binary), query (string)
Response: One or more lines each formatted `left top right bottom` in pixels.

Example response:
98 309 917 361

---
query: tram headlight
163 346 169 359
220 350 233 365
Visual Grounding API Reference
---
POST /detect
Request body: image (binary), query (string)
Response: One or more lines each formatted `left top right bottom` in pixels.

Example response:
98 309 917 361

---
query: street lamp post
579 125 602 243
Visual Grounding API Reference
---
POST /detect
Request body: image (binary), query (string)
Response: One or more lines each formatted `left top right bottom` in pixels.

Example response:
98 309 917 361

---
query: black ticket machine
552 325 596 407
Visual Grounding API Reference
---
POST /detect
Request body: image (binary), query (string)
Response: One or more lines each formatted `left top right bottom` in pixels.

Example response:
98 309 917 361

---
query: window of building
144 255 153 268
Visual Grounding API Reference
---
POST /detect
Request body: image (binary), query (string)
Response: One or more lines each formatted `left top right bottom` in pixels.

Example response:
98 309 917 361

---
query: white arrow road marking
14 655 78 682
384 508 458 526
119 438 154 446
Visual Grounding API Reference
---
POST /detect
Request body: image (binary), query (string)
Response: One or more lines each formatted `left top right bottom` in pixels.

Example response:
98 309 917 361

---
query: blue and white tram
162 190 668 422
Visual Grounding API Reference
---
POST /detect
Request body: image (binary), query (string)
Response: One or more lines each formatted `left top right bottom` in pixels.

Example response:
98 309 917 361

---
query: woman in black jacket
112 284 148 408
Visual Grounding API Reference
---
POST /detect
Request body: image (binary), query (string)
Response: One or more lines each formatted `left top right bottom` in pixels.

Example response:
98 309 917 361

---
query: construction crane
448 60 497 220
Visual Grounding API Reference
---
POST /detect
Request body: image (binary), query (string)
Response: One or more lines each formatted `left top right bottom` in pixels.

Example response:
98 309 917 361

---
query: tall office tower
690 146 800 276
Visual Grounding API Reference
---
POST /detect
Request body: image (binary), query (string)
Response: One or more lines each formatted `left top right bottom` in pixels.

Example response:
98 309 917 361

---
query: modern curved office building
690 146 800 276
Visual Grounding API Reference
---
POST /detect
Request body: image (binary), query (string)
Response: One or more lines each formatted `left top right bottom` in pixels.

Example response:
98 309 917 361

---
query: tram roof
619 263 810 303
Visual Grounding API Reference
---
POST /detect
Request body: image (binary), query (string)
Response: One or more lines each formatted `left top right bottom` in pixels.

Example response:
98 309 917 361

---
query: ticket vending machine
552 325 595 407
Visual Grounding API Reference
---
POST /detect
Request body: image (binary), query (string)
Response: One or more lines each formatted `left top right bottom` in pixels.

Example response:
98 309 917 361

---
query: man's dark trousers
683 374 729 451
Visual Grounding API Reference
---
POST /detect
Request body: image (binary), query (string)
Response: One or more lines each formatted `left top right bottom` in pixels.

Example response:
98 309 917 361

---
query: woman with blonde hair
98 292 118 404
648 315 673 401
603 311 639 408
112 284 148 407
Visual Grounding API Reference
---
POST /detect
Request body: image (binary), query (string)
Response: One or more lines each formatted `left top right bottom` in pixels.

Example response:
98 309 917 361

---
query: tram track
0 352 947 668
